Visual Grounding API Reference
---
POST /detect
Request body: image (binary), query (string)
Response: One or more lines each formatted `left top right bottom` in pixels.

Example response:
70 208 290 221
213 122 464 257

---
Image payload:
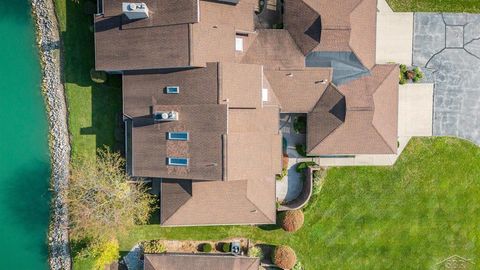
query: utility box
122 3 149 20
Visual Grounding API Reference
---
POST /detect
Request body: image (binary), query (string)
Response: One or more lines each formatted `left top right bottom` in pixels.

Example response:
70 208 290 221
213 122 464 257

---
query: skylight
167 157 189 166
166 86 180 94
167 132 189 141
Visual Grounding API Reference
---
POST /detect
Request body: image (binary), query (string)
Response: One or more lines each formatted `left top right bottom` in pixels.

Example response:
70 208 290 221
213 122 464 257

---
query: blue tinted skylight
166 86 180 94
167 132 189 141
167 157 189 166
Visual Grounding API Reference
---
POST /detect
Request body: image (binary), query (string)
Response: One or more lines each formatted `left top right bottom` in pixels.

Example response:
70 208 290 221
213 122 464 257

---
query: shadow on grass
61 0 122 156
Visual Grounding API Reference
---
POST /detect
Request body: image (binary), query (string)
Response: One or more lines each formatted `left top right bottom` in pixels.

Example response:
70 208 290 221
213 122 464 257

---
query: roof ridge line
160 181 193 225
371 124 396 154
371 64 398 95
244 182 275 223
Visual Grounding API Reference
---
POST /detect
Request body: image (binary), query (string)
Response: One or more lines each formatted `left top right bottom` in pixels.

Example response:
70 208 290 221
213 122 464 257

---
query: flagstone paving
413 13 480 145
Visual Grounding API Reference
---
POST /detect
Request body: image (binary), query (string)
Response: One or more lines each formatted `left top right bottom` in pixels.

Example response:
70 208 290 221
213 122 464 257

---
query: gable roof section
307 84 346 152
160 179 192 224
285 0 376 69
307 64 399 155
264 68 333 113
284 0 321 55
160 178 276 226
144 254 260 270
241 29 305 70
94 16 192 71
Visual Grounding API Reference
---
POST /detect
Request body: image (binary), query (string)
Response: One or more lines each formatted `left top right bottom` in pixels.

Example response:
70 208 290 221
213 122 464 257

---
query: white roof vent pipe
122 3 149 20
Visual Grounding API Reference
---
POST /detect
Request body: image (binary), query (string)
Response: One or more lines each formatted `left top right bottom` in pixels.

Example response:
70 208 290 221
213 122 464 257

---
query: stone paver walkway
413 13 480 145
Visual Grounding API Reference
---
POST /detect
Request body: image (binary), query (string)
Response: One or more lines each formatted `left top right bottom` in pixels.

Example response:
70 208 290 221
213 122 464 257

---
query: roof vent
154 111 178 122
122 2 149 20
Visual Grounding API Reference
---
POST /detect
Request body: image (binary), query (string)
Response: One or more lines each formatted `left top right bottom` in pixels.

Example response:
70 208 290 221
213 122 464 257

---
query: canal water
0 0 50 268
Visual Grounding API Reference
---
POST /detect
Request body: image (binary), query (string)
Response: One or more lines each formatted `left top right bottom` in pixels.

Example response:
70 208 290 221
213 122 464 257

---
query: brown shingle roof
144 254 260 270
285 0 377 69
264 68 333 113
94 16 191 71
307 84 346 152
160 177 276 226
241 30 305 70
307 65 399 155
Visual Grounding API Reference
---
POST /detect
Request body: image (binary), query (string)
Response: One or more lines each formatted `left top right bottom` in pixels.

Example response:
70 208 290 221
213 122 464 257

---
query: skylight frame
167 157 189 166
167 132 189 141
165 86 180 94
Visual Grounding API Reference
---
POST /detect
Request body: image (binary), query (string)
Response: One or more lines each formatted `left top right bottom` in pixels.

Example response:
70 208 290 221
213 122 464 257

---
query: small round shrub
222 243 231 253
248 246 263 259
272 245 296 270
142 240 166 254
292 261 304 270
90 69 108 84
202 243 212 252
280 210 304 232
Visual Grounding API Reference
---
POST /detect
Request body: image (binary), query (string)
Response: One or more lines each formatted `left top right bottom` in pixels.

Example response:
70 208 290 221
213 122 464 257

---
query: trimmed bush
90 69 108 84
293 116 306 134
280 210 304 232
222 243 231 253
202 243 212 253
295 161 317 173
293 261 305 270
272 245 297 269
295 144 307 157
248 246 263 259
276 168 288 181
142 240 166 254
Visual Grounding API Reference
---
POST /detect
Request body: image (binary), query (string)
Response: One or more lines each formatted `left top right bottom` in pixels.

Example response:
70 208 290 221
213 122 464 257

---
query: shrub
399 76 407 85
293 116 306 134
92 239 119 270
202 243 212 253
312 168 327 195
292 261 305 270
248 246 263 259
280 210 304 232
295 161 317 173
90 68 108 84
276 168 288 181
399 64 407 74
142 240 166 254
272 245 296 269
295 144 306 157
222 243 231 253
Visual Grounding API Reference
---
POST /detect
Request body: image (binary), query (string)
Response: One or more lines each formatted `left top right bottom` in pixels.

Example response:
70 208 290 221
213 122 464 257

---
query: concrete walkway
376 9 414 65
413 13 480 145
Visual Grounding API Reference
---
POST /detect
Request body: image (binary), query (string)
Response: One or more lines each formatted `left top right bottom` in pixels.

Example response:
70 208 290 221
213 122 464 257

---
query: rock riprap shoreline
31 0 71 269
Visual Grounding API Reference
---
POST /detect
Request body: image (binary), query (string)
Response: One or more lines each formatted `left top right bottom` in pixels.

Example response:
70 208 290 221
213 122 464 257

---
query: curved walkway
32 0 72 269
413 13 480 145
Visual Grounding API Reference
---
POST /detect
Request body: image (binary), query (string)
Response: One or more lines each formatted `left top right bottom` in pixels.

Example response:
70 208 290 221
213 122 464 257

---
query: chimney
122 3 149 20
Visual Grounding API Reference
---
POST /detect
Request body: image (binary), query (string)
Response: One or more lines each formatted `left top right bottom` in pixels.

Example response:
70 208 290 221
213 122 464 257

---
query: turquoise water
0 0 50 268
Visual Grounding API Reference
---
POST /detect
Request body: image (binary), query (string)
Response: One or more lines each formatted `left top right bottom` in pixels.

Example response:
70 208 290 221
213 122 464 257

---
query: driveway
413 13 480 145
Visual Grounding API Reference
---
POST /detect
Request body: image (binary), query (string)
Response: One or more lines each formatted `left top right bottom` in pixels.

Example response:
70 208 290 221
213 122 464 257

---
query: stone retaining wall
31 0 72 269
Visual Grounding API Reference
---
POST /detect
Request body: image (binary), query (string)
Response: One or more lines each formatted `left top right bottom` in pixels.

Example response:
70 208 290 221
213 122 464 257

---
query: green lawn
386 0 480 12
54 0 480 269
110 138 479 269
55 0 122 162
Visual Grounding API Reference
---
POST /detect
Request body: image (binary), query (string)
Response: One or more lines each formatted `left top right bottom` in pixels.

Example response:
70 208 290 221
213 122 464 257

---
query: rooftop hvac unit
122 2 149 20
154 111 178 122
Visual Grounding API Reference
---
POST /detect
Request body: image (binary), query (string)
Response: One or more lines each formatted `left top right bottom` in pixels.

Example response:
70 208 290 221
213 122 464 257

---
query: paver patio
413 13 480 145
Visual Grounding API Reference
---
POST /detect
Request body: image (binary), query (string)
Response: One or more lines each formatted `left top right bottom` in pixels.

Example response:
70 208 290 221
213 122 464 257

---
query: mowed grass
119 138 480 269
55 0 121 162
386 0 480 12
54 0 480 269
